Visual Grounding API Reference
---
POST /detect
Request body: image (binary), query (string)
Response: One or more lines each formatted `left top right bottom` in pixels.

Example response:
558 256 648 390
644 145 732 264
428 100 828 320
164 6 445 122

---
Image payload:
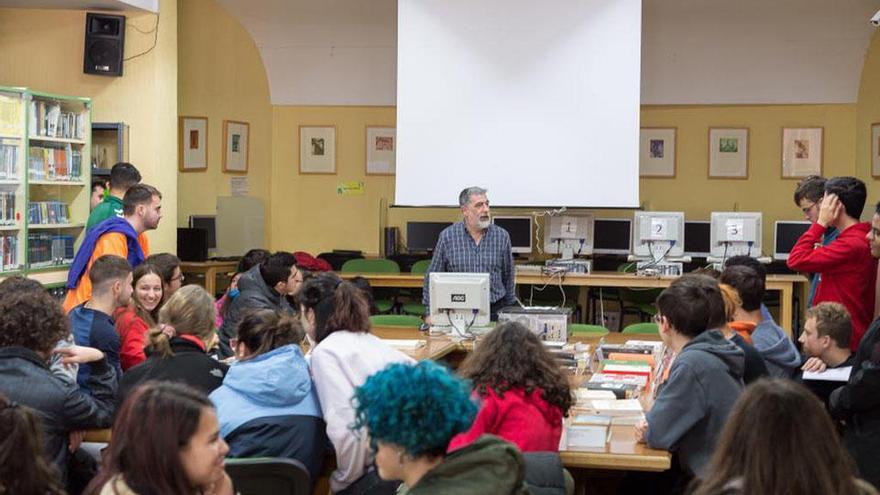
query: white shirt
310 331 414 492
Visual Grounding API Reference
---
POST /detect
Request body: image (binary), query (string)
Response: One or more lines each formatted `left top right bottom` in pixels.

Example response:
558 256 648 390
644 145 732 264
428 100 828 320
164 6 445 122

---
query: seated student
449 321 572 452
118 285 228 405
299 272 414 494
215 248 270 329
352 361 529 495
0 392 66 495
719 283 770 384
85 382 234 495
218 251 302 358
114 263 163 371
0 283 116 482
796 302 854 408
788 177 877 350
146 252 183 302
721 265 800 378
350 275 380 315
691 379 877 495
634 274 744 482
724 256 776 328
209 309 327 482
69 254 132 390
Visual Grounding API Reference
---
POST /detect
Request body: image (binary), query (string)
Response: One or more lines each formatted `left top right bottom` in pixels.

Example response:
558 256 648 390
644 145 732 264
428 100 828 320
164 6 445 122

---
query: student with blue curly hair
352 361 529 495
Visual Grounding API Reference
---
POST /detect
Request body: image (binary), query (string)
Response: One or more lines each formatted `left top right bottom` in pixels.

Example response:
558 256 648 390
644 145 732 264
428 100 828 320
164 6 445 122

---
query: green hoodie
86 195 124 230
399 435 530 495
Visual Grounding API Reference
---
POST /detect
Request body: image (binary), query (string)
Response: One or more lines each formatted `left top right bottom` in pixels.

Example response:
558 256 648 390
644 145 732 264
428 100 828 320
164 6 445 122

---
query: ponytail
299 273 371 343
236 309 305 359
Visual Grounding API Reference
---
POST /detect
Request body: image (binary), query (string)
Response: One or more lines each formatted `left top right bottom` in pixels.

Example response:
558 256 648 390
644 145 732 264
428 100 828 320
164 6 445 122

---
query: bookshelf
0 87 90 284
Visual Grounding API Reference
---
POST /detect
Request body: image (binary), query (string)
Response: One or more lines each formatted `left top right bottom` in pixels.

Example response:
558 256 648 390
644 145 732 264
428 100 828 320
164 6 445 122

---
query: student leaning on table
635 274 745 485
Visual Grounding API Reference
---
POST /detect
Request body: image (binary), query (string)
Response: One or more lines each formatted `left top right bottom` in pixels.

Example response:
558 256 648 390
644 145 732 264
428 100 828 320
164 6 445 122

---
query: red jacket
787 222 877 350
448 386 563 453
114 306 150 371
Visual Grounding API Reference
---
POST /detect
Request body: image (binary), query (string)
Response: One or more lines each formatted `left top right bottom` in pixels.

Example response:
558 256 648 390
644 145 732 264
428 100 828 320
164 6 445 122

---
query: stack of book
0 140 18 179
28 201 70 225
0 191 15 226
27 233 74 267
27 145 82 181
29 101 85 140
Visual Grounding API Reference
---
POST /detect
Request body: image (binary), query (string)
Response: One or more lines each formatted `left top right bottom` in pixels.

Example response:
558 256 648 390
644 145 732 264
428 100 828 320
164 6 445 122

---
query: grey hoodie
751 319 801 378
217 264 293 357
645 329 745 477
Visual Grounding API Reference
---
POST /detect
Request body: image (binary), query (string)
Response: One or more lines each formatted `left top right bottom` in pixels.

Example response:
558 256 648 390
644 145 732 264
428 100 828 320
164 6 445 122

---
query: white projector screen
396 0 642 208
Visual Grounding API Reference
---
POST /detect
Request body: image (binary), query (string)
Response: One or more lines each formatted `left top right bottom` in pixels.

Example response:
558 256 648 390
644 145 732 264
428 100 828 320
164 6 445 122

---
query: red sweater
114 306 150 371
448 386 563 453
787 222 877 350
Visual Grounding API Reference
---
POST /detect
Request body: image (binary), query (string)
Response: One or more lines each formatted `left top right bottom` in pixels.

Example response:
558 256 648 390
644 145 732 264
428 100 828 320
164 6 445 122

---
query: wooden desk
345 271 808 335
180 260 238 296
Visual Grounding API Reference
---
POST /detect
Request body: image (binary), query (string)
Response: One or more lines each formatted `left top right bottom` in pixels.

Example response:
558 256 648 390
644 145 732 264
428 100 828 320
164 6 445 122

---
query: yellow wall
857 31 880 197
176 0 273 238
0 2 178 253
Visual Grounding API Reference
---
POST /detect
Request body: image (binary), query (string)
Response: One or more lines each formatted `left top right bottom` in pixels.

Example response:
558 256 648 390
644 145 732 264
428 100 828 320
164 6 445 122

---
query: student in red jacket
114 263 163 371
788 177 877 350
449 321 572 452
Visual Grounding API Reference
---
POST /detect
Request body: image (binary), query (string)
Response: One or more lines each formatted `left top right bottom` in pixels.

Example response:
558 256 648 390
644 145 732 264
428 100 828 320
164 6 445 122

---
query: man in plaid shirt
422 187 516 323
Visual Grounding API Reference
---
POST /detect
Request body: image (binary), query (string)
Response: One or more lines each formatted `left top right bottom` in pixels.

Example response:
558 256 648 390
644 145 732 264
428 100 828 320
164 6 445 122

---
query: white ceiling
218 0 880 106
0 0 157 12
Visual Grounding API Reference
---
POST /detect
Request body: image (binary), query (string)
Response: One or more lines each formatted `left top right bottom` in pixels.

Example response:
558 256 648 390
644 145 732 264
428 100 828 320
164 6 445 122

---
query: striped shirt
422 221 515 310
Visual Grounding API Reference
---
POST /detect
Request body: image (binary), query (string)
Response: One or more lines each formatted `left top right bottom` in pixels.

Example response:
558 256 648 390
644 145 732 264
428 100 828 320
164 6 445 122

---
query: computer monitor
429 272 491 332
492 216 533 255
189 215 216 249
774 221 811 261
543 213 594 258
710 212 762 258
632 211 685 259
593 218 632 255
406 222 452 252
684 221 711 258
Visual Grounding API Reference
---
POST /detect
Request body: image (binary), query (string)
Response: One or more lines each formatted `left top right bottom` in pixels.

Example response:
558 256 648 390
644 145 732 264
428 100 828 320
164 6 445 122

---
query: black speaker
177 228 208 262
84 13 125 77
384 227 399 257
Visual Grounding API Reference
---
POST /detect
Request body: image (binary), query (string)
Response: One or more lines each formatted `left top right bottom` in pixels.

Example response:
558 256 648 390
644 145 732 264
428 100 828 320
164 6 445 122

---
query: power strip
636 261 683 278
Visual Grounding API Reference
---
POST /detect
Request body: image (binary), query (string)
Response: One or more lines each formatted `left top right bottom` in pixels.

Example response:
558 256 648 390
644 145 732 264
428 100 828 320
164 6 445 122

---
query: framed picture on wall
222 120 249 174
708 127 749 179
365 126 396 175
872 123 880 178
179 116 208 172
639 128 676 177
300 126 336 174
782 127 822 178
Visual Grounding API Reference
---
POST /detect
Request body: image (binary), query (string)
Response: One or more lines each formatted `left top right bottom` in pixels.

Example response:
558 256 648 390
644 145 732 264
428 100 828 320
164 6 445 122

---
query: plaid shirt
422 221 515 310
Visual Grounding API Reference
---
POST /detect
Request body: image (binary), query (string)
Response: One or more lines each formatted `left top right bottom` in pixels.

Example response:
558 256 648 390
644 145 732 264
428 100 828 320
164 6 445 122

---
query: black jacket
0 346 116 478
217 265 293 357
118 337 228 405
226 416 329 483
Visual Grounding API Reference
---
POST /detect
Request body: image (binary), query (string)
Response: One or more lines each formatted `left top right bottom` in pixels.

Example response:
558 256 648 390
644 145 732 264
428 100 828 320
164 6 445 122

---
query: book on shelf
27 201 70 225
0 191 15 226
0 139 18 179
0 233 19 271
28 101 85 140
27 233 74 267
27 145 82 181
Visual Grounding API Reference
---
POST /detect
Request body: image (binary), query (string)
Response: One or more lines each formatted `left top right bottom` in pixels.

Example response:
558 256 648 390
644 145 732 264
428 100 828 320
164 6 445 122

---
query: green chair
369 314 424 327
621 322 660 335
616 263 661 327
401 259 432 316
569 323 610 337
410 259 431 274
341 258 401 313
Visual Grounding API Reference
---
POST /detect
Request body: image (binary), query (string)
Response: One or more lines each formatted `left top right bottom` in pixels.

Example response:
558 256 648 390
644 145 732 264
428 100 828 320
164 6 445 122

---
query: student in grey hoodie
721 265 801 378
635 274 745 480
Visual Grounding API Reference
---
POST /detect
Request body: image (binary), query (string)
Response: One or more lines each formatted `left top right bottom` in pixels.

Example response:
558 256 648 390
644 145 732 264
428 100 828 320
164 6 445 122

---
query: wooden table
373 326 672 472
180 260 238 296
345 271 808 336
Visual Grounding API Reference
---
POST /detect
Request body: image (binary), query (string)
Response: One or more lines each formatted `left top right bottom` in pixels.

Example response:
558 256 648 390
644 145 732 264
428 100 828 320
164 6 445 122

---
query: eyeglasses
171 274 185 283
801 203 817 215
653 314 664 324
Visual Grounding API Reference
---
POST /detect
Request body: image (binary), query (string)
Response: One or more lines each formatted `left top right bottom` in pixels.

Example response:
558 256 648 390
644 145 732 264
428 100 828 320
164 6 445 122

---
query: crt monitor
632 211 685 258
406 222 452 252
774 221 811 261
593 218 632 255
189 215 216 249
684 221 711 258
492 216 533 254
429 272 491 331
710 212 762 258
543 213 595 257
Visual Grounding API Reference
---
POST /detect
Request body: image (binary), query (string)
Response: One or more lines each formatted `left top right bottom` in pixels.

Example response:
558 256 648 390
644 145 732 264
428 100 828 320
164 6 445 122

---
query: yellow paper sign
337 181 365 195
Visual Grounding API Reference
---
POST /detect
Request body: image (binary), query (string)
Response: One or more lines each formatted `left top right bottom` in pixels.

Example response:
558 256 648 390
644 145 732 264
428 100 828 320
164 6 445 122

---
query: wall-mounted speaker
84 13 125 77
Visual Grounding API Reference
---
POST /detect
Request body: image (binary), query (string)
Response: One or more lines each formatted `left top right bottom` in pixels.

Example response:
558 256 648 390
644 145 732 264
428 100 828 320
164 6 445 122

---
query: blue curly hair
352 361 478 458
